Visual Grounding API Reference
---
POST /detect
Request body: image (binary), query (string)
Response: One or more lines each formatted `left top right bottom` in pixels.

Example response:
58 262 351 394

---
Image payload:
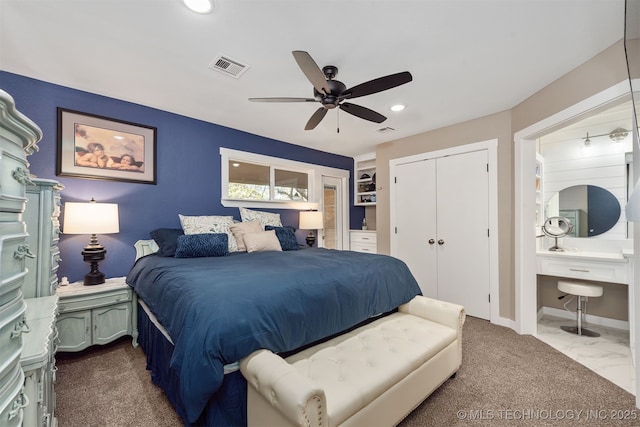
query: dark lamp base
305 231 316 247
84 271 106 286
82 244 107 286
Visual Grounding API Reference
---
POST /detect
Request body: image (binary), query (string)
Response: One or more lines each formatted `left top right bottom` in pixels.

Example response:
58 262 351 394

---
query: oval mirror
547 185 620 237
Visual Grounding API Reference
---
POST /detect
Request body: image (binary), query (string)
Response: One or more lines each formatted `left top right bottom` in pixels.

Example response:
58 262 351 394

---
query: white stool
557 280 603 337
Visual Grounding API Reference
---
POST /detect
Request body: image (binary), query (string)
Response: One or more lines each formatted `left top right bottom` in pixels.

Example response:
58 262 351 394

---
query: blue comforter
127 248 421 423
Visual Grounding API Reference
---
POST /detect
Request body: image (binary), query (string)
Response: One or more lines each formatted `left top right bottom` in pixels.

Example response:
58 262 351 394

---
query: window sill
221 199 319 210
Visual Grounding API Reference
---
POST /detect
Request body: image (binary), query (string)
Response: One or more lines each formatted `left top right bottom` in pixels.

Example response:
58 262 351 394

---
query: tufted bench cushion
240 295 465 427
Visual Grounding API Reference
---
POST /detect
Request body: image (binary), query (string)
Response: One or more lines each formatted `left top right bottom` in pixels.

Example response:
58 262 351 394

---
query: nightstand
55 277 137 352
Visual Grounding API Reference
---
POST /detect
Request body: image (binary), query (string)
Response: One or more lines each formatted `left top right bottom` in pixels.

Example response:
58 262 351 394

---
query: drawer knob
438 239 445 245
428 239 435 245
11 317 31 339
8 391 29 420
14 244 36 260
12 167 34 186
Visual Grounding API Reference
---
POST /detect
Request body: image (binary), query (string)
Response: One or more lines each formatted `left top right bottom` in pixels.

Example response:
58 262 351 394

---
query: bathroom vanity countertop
536 250 628 261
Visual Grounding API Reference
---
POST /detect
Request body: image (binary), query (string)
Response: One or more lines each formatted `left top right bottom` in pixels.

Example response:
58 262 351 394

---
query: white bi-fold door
392 149 490 319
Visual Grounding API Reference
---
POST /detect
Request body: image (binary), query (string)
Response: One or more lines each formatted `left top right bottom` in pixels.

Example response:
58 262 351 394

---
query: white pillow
229 220 263 252
239 207 282 228
178 214 238 252
243 230 282 253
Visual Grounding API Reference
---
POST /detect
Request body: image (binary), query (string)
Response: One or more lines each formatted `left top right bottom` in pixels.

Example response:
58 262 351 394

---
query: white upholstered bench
240 295 465 427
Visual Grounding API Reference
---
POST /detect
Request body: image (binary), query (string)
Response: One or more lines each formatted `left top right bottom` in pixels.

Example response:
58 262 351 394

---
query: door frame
513 80 631 335
389 139 500 323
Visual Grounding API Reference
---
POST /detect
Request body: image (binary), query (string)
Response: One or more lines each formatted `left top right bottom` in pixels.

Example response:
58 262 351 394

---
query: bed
127 234 422 426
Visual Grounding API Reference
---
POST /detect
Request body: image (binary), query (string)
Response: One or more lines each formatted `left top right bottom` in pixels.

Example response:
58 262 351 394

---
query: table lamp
299 210 323 247
63 198 119 285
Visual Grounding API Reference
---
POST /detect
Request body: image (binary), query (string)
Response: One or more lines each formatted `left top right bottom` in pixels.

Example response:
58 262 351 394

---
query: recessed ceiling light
390 104 405 112
182 0 214 14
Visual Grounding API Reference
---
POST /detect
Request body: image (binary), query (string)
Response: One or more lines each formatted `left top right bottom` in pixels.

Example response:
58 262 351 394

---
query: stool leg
577 296 583 336
560 295 600 337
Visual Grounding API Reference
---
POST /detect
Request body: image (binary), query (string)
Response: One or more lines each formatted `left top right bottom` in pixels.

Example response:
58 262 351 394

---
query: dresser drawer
350 242 377 254
0 363 25 427
537 256 629 284
0 148 30 214
0 222 30 278
0 297 27 384
0 270 26 307
58 288 131 313
350 231 377 244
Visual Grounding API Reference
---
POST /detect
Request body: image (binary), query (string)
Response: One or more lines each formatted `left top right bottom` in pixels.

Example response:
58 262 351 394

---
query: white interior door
436 150 490 319
393 159 438 298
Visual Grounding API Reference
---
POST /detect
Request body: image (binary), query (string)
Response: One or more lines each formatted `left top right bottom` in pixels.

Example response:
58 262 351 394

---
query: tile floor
537 315 635 395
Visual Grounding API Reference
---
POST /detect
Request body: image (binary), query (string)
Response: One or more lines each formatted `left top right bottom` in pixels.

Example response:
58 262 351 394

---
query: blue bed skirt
137 302 247 427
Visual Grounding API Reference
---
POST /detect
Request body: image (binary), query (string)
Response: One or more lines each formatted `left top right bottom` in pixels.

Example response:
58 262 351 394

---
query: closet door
393 159 438 298
436 150 490 319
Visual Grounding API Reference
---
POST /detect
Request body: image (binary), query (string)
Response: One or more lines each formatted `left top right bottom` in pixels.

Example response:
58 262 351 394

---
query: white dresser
56 277 134 352
349 230 377 254
24 179 64 299
22 296 58 427
0 90 42 426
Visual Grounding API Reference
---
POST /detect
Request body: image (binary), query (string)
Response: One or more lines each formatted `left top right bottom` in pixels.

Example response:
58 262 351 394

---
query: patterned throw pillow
174 233 229 258
265 225 299 251
243 230 282 253
178 214 238 252
239 207 282 228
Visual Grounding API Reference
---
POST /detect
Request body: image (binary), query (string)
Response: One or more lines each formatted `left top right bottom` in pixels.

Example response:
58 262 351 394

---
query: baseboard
539 306 629 331
491 315 515 330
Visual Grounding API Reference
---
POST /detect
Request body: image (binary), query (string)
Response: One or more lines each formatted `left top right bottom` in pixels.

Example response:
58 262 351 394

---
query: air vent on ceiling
208 54 249 79
377 126 395 133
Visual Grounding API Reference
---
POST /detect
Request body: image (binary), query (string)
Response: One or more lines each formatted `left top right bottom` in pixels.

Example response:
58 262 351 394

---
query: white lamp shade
299 211 323 230
63 202 120 234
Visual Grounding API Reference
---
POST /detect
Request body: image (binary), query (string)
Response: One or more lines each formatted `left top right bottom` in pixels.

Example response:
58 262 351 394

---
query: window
221 148 332 209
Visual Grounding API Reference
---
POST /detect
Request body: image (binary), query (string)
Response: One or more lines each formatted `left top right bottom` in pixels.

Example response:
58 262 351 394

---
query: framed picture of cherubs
56 108 157 184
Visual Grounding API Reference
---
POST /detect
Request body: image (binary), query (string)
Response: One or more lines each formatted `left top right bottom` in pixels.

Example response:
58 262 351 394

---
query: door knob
428 239 435 244
438 239 445 245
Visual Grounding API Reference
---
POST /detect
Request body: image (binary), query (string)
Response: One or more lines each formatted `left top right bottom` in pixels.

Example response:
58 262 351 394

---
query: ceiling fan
249 51 413 131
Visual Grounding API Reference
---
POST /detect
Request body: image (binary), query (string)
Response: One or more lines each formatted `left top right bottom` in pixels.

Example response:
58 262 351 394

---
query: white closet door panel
394 159 438 298
436 150 490 319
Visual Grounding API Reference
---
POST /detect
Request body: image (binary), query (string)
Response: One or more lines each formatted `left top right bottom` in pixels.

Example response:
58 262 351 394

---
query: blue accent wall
1 71 364 282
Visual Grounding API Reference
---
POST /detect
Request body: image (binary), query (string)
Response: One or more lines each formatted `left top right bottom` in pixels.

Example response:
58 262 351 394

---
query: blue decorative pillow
265 225 299 251
150 228 184 257
174 233 229 258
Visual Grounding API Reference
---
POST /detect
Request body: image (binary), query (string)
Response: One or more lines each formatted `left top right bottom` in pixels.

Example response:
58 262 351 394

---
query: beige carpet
55 316 638 426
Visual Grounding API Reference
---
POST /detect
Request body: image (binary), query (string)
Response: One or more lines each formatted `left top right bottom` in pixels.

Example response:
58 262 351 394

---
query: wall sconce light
581 127 629 146
299 211 323 247
63 198 119 285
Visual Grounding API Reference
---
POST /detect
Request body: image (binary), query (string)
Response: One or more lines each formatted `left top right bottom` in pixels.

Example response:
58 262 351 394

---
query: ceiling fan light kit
249 51 412 131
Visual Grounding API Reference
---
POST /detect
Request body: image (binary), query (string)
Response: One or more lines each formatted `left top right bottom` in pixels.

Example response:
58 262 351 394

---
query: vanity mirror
542 216 573 251
547 185 621 237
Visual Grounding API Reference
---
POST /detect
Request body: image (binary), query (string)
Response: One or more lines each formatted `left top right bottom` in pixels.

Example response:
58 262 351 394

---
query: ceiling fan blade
340 102 387 123
249 97 316 102
292 51 331 95
305 107 328 130
342 71 413 99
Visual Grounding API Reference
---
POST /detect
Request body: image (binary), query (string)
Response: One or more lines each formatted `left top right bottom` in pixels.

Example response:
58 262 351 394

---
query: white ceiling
0 0 627 157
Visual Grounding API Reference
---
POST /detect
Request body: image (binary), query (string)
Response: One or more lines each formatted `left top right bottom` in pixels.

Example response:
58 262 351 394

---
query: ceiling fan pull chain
337 109 340 133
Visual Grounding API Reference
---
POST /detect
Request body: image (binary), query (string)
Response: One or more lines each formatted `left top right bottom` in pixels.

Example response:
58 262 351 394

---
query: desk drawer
537 257 629 284
59 289 131 313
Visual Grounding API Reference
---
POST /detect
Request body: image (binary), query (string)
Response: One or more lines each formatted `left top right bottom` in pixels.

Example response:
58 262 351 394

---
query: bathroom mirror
548 185 620 237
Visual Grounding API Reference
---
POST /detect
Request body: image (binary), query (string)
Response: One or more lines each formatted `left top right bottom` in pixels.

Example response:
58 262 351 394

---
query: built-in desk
536 250 635 360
